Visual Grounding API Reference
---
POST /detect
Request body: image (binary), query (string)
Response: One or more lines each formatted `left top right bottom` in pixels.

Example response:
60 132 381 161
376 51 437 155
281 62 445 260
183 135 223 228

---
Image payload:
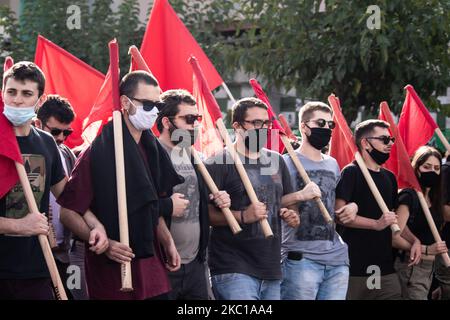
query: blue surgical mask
3 103 37 127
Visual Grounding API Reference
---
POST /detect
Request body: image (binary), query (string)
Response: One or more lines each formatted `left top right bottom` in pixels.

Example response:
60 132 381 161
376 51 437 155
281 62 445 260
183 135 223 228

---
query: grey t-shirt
205 148 294 279
162 144 201 264
281 151 349 266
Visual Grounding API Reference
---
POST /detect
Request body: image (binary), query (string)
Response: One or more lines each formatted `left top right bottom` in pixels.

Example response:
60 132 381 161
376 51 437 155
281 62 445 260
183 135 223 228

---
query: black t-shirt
205 148 294 280
442 162 450 247
0 127 65 279
398 188 442 246
336 162 398 276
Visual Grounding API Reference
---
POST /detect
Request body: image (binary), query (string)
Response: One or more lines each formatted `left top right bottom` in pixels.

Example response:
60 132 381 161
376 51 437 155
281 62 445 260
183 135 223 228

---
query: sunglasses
366 135 395 145
44 124 73 137
305 119 336 129
170 114 203 125
129 97 165 111
241 119 273 129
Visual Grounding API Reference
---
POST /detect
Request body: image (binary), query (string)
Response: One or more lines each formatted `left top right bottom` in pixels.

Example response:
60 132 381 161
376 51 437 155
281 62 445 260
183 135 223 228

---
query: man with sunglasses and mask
335 119 401 300
0 62 67 299
280 102 353 300
34 94 84 299
156 89 231 300
205 97 300 300
58 71 184 300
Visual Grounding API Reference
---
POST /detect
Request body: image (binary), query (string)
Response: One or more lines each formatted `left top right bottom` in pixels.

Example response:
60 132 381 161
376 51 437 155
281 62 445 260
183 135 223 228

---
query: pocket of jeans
213 273 239 284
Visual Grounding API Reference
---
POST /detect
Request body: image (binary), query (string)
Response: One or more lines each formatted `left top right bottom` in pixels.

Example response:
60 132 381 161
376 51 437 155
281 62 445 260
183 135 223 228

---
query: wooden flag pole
190 147 242 234
354 152 401 234
417 191 450 266
221 82 237 106
15 162 68 300
328 95 400 234
47 204 57 249
112 111 133 291
215 118 274 238
110 40 133 292
278 115 333 224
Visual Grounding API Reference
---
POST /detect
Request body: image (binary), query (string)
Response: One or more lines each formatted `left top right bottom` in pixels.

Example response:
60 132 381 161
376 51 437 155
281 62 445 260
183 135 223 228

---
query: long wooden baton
110 40 133 291
190 148 242 234
354 152 401 234
112 111 133 291
278 115 333 224
15 162 68 300
215 118 274 238
417 191 450 266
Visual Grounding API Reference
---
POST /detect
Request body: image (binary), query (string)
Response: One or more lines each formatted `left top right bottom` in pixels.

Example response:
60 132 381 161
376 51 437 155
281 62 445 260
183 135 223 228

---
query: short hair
3 61 46 97
231 97 268 124
119 71 159 97
156 89 196 132
36 94 75 124
354 119 390 151
299 101 333 122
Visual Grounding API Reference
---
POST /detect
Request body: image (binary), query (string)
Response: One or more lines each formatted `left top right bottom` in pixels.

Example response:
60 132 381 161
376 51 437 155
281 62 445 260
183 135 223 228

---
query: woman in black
394 146 448 300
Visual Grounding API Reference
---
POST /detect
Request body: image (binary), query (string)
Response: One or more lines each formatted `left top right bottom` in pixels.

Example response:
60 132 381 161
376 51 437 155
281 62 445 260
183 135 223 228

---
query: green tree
116 0 145 74
87 0 116 72
0 0 146 75
172 0 450 120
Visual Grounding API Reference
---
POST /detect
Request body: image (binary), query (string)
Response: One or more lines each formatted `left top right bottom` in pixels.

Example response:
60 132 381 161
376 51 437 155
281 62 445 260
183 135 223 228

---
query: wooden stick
280 135 333 224
416 191 450 267
435 128 450 153
15 162 68 300
278 114 298 141
354 152 401 234
190 147 242 234
221 82 236 105
47 204 57 249
112 111 133 291
215 118 274 238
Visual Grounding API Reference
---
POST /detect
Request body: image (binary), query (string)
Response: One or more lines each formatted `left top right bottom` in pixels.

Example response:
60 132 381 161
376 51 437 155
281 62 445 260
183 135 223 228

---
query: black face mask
367 141 390 165
169 121 198 147
418 171 440 188
244 128 268 152
306 126 332 151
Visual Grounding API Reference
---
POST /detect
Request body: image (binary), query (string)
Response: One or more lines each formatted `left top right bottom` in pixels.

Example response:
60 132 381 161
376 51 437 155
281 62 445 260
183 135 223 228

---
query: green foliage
0 0 449 122
0 0 145 75
172 0 450 121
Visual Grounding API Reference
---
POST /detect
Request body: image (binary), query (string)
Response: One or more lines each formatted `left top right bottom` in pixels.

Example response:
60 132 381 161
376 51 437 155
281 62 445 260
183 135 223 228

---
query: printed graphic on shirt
246 168 283 237
295 169 336 241
172 161 200 223
5 154 46 219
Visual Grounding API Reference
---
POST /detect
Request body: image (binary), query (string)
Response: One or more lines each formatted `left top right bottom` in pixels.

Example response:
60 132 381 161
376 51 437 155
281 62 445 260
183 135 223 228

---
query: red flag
189 56 223 157
328 94 357 169
82 40 120 141
278 114 298 141
34 35 105 148
140 0 223 92
379 106 399 177
379 102 421 191
398 85 438 157
0 58 23 198
249 79 285 154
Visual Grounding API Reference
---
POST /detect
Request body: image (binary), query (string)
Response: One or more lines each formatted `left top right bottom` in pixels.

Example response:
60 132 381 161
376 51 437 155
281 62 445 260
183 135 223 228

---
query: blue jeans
211 273 281 300
281 257 349 300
